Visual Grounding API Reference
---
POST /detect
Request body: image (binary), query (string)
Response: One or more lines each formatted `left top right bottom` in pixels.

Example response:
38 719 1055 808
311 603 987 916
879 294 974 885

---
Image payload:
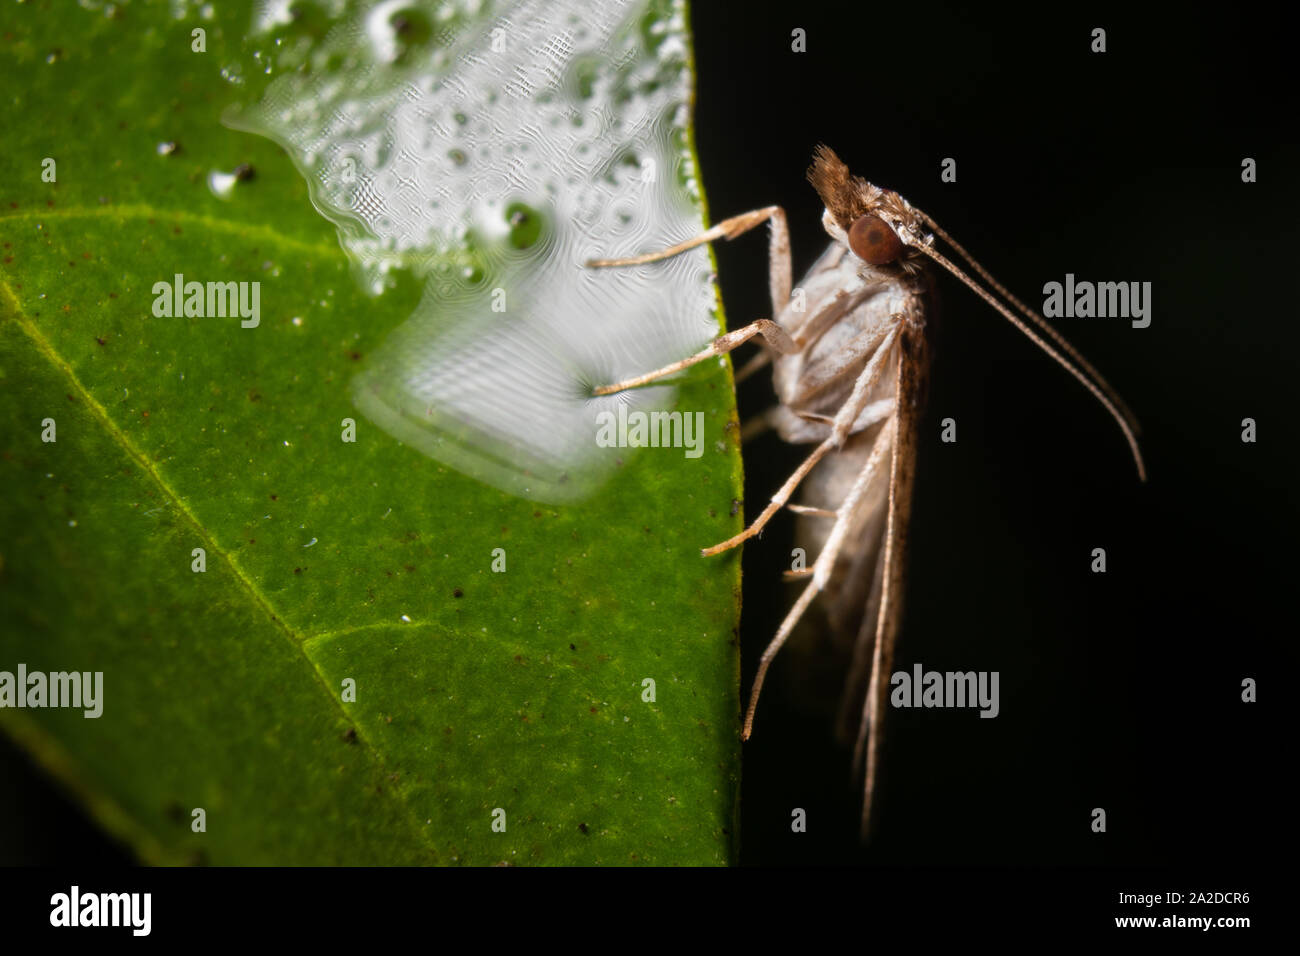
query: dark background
688 1 1294 865
1 1 1293 868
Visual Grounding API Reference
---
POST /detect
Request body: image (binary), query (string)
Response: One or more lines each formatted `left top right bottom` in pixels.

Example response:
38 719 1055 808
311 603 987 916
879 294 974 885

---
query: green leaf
0 0 741 865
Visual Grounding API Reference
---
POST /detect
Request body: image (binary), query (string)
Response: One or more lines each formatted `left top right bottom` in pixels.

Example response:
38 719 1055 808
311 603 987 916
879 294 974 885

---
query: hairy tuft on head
807 144 868 229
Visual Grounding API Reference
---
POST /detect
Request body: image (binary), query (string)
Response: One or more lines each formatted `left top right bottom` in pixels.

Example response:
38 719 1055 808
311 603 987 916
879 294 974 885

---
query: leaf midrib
0 204 340 259
0 214 441 861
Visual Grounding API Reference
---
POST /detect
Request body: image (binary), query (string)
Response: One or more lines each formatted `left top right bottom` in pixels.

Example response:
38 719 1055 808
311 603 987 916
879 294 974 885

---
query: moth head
807 144 921 267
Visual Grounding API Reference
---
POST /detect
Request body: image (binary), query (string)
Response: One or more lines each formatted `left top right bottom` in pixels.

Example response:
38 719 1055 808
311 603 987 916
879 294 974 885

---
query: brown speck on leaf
81 251 91 259
233 163 255 181
68 261 76 267
141 410 149 418
385 716 393 724
270 494 278 500
248 539 255 545
293 567 303 575
248 389 261 402
533 510 542 518
513 654 523 663
708 508 716 517
403 563 415 573
589 706 597 714
108 292 117 299
578 823 589 835
453 587 463 598
95 336 106 346
569 643 576 651
164 801 184 824
349 351 361 361
343 727 357 743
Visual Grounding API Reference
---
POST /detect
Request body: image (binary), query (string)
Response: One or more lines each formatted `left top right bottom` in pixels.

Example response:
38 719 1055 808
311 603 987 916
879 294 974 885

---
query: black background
1 1 1293 874
688 1 1294 865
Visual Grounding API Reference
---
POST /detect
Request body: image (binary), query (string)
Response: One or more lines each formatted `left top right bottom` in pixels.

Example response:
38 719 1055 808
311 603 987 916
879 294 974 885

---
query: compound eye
848 214 903 264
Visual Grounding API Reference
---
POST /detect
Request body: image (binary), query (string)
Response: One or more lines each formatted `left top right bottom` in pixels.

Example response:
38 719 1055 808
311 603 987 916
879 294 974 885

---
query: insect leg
702 324 902 556
785 503 837 517
586 205 792 314
592 318 796 396
702 436 838 556
732 349 772 384
739 407 779 443
742 415 897 739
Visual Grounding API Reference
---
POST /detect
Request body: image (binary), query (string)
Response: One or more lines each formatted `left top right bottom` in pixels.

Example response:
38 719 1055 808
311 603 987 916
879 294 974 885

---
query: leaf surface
0 0 741 865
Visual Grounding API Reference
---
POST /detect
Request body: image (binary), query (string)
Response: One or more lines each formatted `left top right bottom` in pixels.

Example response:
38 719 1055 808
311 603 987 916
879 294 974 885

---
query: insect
587 146 1146 837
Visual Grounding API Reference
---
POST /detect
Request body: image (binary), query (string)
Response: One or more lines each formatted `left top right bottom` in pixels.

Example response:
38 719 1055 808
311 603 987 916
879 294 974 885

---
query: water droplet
505 202 543 250
207 170 239 199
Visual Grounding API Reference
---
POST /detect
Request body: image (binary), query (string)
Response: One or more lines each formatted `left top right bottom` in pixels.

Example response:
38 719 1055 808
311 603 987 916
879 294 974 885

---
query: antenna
917 209 1141 435
906 224 1147 481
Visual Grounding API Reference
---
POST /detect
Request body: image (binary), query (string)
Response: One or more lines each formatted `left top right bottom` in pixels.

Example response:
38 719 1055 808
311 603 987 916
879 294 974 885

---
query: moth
587 145 1145 838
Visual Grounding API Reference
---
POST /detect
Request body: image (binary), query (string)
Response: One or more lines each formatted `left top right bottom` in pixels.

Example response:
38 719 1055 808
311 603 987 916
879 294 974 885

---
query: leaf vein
0 276 438 859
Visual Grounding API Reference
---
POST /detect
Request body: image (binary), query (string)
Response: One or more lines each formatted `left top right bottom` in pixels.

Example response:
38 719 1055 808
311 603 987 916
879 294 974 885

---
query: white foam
229 0 717 502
